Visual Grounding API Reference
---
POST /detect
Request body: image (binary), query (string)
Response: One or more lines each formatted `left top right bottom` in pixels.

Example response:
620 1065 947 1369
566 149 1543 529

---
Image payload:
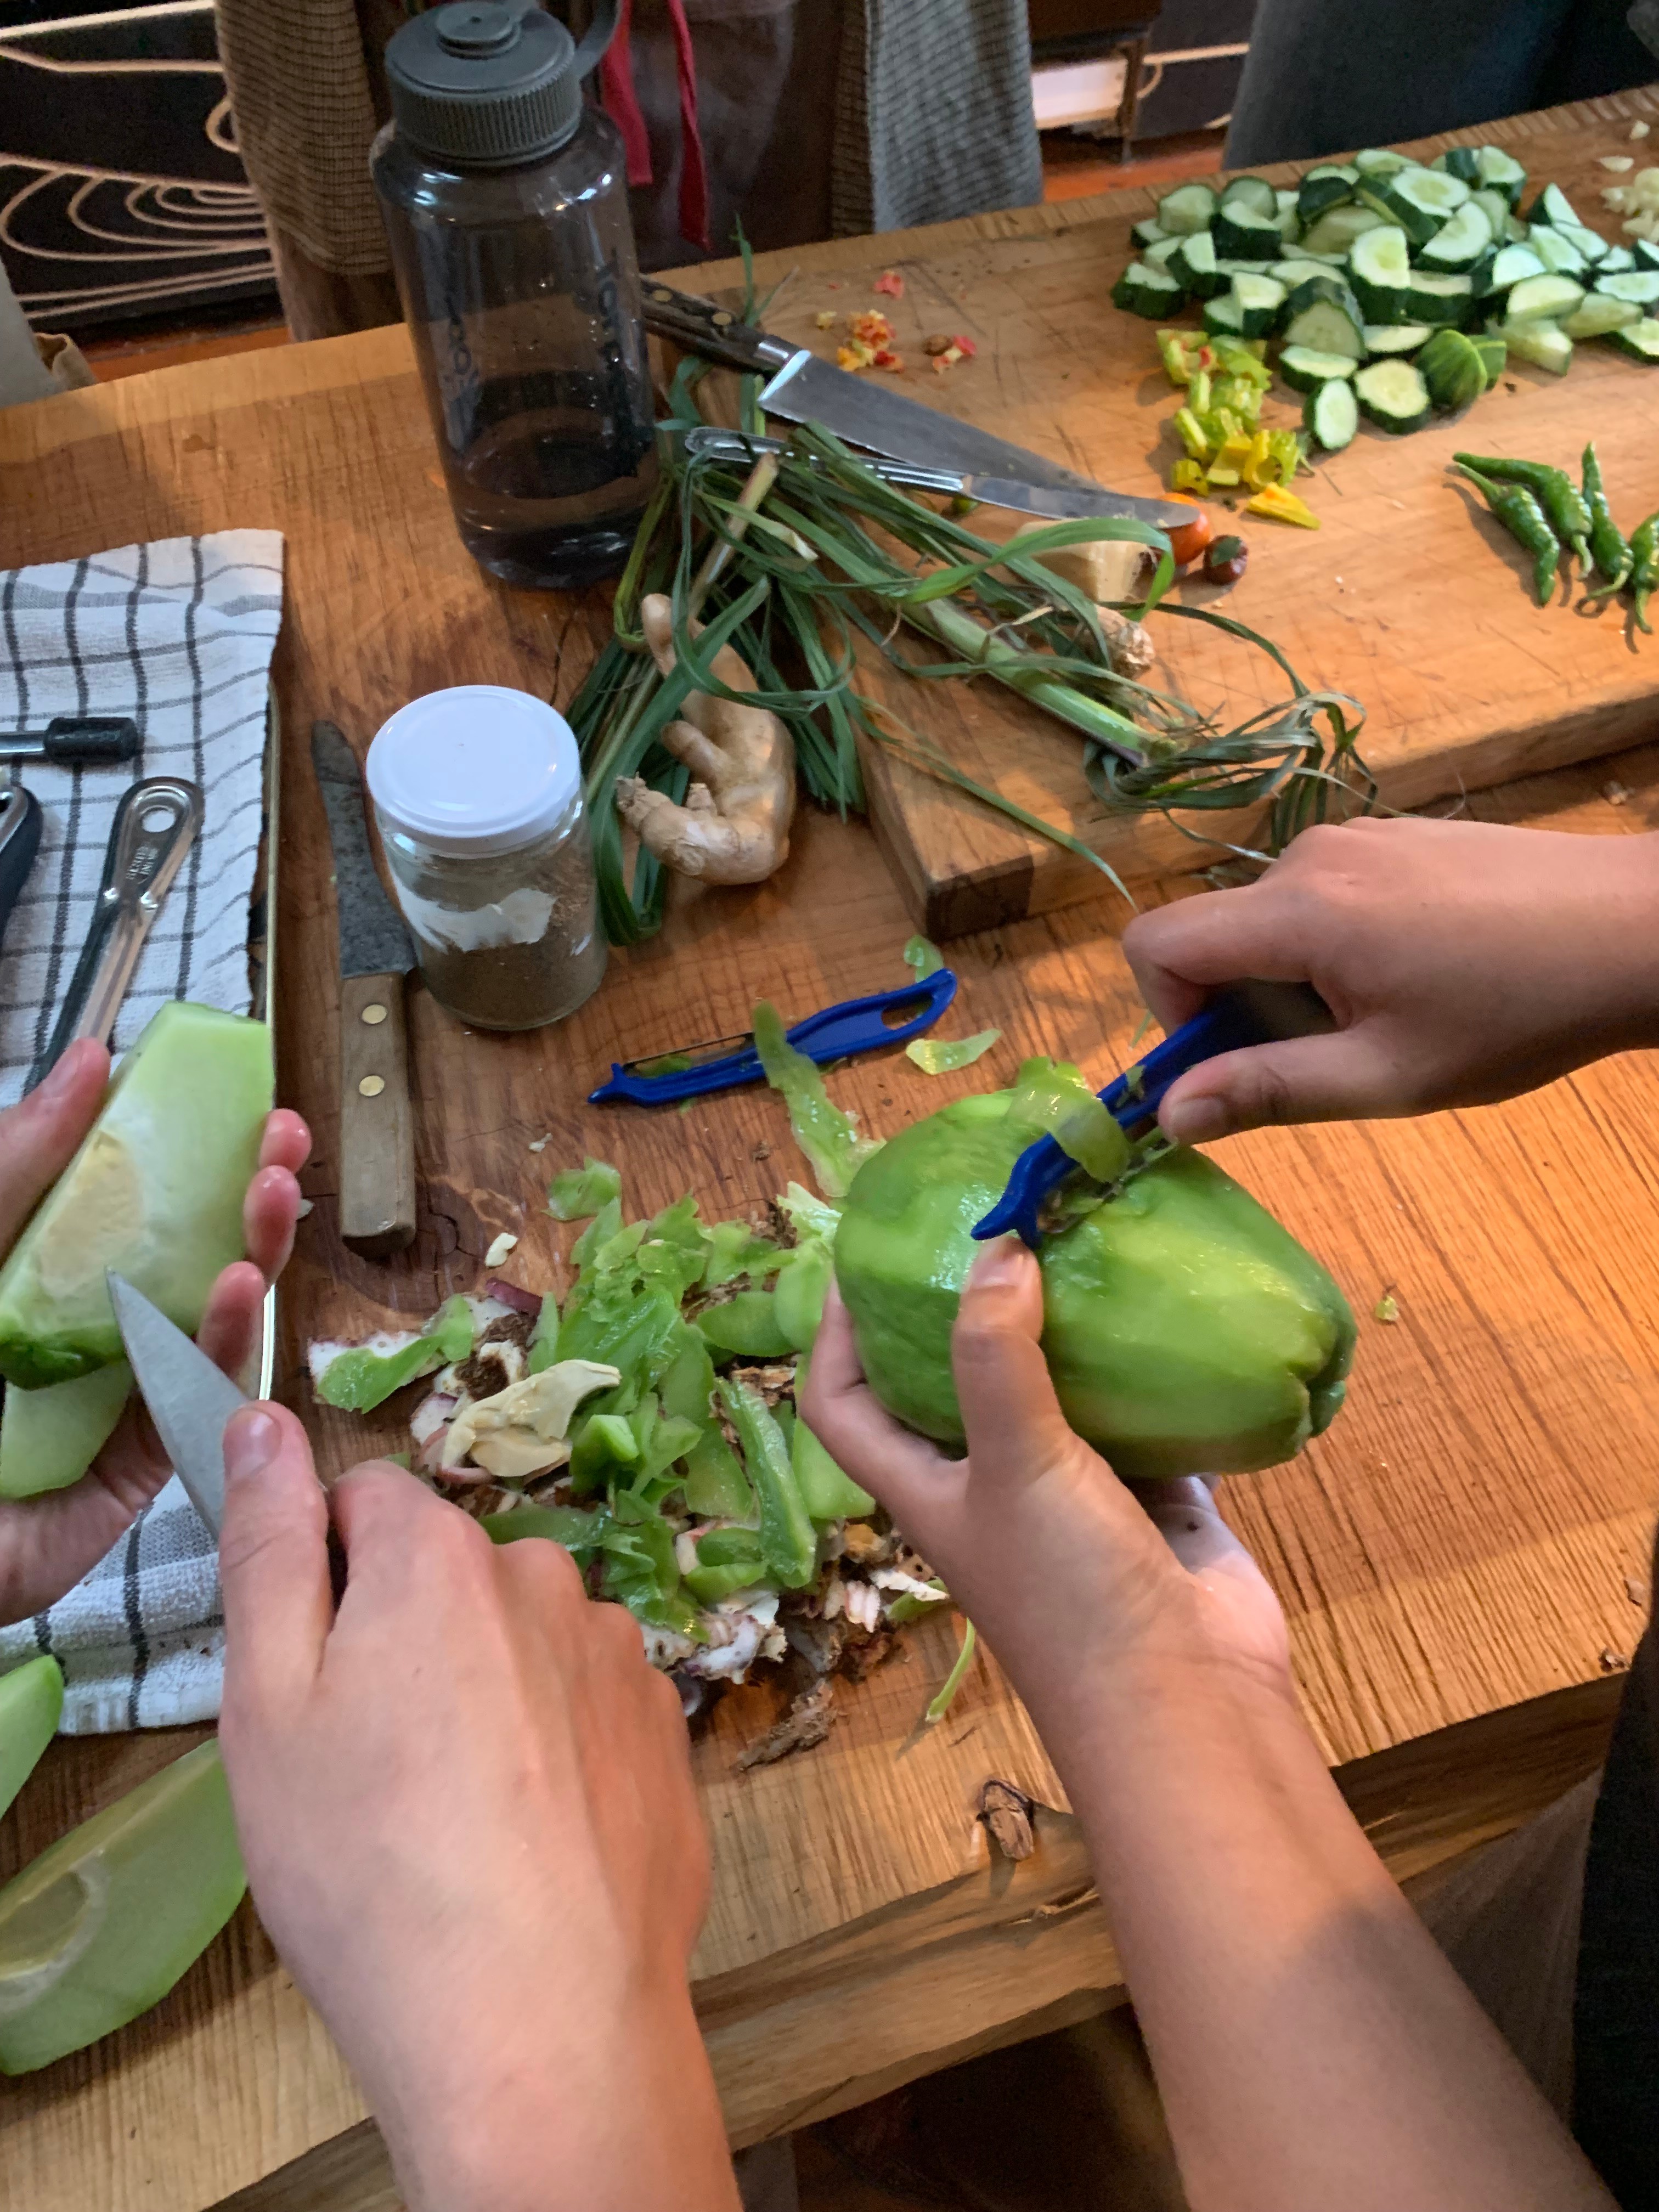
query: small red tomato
1164 495 1214 568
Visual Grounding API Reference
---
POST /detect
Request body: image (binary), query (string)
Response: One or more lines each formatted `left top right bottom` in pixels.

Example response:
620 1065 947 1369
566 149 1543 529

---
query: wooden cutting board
694 87 1659 938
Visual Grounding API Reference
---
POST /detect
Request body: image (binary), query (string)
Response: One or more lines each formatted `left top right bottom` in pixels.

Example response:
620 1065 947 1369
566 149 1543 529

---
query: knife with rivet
311 720 417 1259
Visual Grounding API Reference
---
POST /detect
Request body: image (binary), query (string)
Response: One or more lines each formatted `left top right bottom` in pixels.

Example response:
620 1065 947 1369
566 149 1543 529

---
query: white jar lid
366 685 581 857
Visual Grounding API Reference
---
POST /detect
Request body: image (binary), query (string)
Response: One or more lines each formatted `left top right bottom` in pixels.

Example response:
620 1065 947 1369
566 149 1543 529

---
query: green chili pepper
1630 511 1659 635
1452 453 1592 568
1581 443 1633 601
1453 465 1560 607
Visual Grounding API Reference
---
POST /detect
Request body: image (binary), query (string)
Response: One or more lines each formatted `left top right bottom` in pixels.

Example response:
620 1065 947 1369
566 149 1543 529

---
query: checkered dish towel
0 529 283 1733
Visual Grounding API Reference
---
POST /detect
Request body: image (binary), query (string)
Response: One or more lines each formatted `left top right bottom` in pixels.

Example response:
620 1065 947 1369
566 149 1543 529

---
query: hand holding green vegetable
1125 816 1659 1143
217 1414 738 2212
803 1247 1294 1718
0 1041 309 1626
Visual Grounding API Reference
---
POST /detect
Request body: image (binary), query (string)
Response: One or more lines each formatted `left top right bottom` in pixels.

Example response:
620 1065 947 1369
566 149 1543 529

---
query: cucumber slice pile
1115 138 1659 488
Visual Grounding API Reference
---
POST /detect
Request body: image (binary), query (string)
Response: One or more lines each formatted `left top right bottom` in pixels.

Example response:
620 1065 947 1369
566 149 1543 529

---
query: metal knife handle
682 426 971 499
642 283 798 376
30 776 202 1087
0 782 42 960
338 970 416 1258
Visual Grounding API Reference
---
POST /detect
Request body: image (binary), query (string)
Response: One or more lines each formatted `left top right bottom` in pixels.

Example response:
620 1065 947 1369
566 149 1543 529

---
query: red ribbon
597 0 712 253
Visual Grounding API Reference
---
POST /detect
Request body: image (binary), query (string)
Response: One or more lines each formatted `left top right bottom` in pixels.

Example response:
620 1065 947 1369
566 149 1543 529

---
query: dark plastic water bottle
372 1 658 590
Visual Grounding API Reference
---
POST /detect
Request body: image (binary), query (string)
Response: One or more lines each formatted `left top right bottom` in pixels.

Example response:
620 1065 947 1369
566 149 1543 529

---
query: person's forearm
1026 1643 1615 2212
385 1985 741 2212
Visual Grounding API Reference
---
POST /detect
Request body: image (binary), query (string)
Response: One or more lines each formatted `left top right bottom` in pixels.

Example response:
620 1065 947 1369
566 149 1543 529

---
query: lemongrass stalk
902 594 1148 767
926 1619 979 1724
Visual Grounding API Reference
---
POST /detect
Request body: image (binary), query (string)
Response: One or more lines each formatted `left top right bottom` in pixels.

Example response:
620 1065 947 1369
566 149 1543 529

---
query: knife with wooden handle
311 720 418 1259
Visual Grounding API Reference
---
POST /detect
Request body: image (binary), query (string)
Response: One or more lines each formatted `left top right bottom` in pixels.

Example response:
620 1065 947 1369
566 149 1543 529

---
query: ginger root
1008 524 1156 679
615 596 795 885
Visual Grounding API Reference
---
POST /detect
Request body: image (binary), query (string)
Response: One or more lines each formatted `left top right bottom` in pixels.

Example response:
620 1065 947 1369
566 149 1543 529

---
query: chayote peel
834 1081 1355 1483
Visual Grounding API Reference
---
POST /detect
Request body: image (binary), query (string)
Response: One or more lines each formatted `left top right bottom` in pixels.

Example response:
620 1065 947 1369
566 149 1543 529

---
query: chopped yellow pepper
1242 431 1276 489
1246 484 1320 529
1170 458 1209 493
1215 432 1255 475
1205 465 1242 487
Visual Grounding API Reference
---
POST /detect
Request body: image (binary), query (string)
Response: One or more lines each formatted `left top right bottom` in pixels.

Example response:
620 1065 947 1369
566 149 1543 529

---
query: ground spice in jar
366 685 606 1031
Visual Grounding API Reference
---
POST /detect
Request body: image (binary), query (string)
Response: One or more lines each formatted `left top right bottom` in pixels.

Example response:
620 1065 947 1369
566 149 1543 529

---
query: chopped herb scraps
548 1157 623 1221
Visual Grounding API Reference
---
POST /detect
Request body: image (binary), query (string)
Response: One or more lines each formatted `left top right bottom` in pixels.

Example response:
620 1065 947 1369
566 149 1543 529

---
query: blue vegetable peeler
974 980 1335 1248
590 967 959 1105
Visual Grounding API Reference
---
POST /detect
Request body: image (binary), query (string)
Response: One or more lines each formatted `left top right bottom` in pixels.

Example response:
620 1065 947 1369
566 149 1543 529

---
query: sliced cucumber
1563 292 1642 338
1632 239 1659 273
1283 268 1363 320
1362 166 1471 247
1607 317 1659 361
1475 145 1528 206
1489 315 1572 374
1112 262 1186 318
1469 332 1506 386
1201 292 1247 337
1155 181 1218 236
1220 174 1278 218
1304 375 1359 450
1531 227 1587 278
1555 222 1609 266
1363 321 1434 354
1282 292 1365 360
1297 167 1356 224
1276 203 1301 244
1505 271 1585 323
1417 197 1494 273
1600 245 1637 273
0 1657 62 1825
1417 327 1486 410
1348 224 1412 321
1231 271 1286 336
1353 357 1431 432
0 1363 133 1500
1596 268 1659 306
1433 147 1483 184
1276 187 1302 216
1299 203 1386 257
1144 234 1187 269
1528 180 1582 229
1269 259 1338 291
1404 269 1475 326
1278 345 1358 390
1132 216 1170 247
1353 146 1415 178
1470 187 1514 243
1171 229 1224 297
1212 202 1284 260
1474 241 1546 296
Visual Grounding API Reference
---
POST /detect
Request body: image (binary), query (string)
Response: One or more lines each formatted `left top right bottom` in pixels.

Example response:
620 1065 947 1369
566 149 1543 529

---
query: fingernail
1164 1096 1229 1146
40 1041 92 1104
969 1238 1030 1289
224 1407 279 1485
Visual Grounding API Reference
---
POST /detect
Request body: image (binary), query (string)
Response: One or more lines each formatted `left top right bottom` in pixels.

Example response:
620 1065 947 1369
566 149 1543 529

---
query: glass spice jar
366 685 606 1031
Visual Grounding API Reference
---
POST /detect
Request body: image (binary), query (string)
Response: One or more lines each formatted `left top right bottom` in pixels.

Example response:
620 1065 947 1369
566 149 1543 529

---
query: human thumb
218 1403 332 1718
1159 1026 1406 1143
951 1240 1080 1485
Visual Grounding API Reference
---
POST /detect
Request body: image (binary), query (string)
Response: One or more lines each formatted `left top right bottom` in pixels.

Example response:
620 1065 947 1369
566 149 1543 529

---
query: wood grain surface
680 88 1659 936
2 104 1659 2211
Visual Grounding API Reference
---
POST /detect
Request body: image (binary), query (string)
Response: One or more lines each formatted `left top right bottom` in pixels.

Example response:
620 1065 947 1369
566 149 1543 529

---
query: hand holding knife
311 721 417 1259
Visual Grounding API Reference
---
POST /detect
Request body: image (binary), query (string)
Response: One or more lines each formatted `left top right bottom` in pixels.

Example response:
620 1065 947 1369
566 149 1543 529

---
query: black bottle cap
384 2 614 170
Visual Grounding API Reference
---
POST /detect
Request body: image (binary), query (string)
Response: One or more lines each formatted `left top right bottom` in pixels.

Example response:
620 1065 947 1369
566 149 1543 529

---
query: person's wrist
1602 833 1659 1053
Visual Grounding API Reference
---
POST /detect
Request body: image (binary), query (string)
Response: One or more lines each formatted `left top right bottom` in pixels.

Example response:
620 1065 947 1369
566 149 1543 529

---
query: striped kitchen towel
0 528 283 1733
0 528 283 1107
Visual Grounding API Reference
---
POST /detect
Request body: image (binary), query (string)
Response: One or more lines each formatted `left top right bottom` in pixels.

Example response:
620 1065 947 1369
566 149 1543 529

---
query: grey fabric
832 0 1043 238
1226 0 1658 169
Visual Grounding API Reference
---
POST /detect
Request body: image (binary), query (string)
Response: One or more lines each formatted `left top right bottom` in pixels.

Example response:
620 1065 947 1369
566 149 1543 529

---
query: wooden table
4 101 1659 2212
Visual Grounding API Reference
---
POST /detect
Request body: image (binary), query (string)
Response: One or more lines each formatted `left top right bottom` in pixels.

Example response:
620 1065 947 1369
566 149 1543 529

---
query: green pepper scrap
1582 442 1633 602
1452 465 1560 607
1629 511 1659 636
1452 453 1592 569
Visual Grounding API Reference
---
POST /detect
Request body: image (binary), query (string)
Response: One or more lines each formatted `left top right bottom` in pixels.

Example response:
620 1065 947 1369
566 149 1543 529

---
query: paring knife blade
311 721 418 1260
643 284 1191 524
108 1272 246 1538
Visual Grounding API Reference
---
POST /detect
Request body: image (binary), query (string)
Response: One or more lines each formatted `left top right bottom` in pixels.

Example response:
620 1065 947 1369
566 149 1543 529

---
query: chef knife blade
644 284 1188 518
108 1271 246 1538
679 427 1191 529
312 720 418 1260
